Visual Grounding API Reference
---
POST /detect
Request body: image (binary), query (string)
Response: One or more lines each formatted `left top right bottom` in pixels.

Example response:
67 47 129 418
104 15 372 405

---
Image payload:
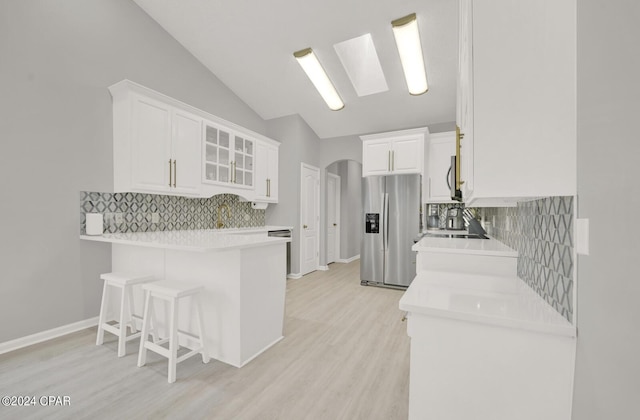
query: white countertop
413 234 517 257
400 271 575 337
80 226 292 252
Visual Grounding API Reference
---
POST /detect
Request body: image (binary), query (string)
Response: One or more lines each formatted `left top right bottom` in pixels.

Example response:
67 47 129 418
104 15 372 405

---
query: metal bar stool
96 272 155 357
137 280 209 383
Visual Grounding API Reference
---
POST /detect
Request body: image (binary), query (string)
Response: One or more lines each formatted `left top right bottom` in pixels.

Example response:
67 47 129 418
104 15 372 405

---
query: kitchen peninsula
81 227 291 368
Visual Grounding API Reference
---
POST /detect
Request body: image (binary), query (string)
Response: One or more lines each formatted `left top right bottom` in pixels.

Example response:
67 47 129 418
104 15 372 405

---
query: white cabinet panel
127 96 201 196
361 128 428 177
131 96 172 193
393 137 422 174
457 0 576 206
362 139 393 176
254 140 279 202
426 132 456 203
171 109 202 195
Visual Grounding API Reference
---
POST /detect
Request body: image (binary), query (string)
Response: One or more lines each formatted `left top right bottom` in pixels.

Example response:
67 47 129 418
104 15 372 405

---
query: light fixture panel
334 34 388 97
392 13 428 95
294 48 344 111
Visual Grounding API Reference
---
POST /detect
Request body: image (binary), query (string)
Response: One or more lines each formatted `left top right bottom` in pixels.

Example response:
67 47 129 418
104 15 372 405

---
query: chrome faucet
216 204 231 229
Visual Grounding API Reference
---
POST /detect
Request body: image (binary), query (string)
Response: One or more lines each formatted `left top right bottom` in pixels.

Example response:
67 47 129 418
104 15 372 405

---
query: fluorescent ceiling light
334 34 388 97
294 48 344 111
392 13 428 95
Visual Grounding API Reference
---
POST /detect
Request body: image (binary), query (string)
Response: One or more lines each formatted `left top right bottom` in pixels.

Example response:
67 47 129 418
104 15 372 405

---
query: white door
300 163 320 275
326 173 340 264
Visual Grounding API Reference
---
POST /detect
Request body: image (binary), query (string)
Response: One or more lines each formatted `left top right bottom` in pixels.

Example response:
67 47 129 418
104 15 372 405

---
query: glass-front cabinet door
203 121 254 189
204 123 232 183
233 135 253 188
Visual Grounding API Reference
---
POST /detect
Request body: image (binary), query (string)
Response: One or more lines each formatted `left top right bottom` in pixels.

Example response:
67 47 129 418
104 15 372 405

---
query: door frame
299 163 320 275
326 172 341 264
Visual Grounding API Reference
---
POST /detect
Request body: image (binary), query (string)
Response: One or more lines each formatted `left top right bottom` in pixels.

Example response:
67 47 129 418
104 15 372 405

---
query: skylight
334 34 389 97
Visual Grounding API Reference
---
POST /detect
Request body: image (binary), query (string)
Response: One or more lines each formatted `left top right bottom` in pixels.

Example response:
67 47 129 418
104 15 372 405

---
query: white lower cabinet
405 311 575 420
110 80 279 201
402 240 576 420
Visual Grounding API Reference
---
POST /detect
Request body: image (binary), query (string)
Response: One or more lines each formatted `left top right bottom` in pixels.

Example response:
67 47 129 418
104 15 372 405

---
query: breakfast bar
81 228 291 368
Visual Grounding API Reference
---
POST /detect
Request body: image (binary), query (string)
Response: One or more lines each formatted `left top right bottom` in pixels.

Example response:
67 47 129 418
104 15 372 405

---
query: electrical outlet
115 213 124 224
151 213 160 224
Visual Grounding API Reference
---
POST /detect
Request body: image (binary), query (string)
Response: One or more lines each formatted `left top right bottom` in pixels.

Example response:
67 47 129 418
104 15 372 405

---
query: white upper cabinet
203 122 254 189
426 131 456 203
457 0 576 206
254 140 279 202
114 92 201 196
361 127 428 177
109 80 279 201
171 109 203 196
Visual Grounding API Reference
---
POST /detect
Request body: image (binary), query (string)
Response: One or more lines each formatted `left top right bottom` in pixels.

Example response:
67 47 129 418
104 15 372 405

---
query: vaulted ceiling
133 0 458 139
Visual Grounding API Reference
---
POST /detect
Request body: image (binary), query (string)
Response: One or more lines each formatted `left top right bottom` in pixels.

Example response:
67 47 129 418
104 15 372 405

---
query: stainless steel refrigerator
361 174 421 288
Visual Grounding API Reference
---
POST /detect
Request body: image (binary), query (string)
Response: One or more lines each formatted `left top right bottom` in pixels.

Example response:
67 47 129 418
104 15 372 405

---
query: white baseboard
317 265 329 271
0 317 99 356
336 255 360 263
287 272 302 279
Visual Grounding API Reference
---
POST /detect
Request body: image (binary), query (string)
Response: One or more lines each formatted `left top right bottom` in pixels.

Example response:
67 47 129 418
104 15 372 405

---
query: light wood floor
0 261 410 419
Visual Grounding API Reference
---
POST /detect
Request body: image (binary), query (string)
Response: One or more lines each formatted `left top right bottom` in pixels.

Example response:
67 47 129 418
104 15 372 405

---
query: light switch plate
576 218 589 255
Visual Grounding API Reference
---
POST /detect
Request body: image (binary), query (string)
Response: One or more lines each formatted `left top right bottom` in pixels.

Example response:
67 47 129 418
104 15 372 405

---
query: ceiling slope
133 0 458 138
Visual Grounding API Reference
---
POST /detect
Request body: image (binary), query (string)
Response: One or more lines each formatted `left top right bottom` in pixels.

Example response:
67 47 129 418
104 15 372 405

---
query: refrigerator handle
384 193 390 250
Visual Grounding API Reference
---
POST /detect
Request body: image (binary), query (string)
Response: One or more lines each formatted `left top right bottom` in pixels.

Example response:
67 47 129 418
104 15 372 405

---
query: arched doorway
324 160 362 267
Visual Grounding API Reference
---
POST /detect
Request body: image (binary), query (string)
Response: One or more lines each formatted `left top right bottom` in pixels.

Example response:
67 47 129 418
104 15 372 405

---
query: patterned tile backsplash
80 192 265 234
428 203 479 229
484 196 574 322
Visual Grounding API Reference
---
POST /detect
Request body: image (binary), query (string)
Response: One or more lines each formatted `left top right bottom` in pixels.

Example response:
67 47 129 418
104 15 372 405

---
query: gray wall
0 0 266 343
265 115 321 276
326 160 362 261
572 0 640 418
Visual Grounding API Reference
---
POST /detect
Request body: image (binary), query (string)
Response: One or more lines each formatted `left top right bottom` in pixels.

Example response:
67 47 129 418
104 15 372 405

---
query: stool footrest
101 323 120 336
144 342 170 358
176 347 204 364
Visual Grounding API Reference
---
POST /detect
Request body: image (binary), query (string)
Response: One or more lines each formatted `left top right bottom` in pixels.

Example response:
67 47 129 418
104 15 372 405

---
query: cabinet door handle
303 224 308 229
388 150 391 171
455 125 465 187
233 161 237 183
168 159 172 187
173 159 177 188
392 150 395 171
267 179 270 197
